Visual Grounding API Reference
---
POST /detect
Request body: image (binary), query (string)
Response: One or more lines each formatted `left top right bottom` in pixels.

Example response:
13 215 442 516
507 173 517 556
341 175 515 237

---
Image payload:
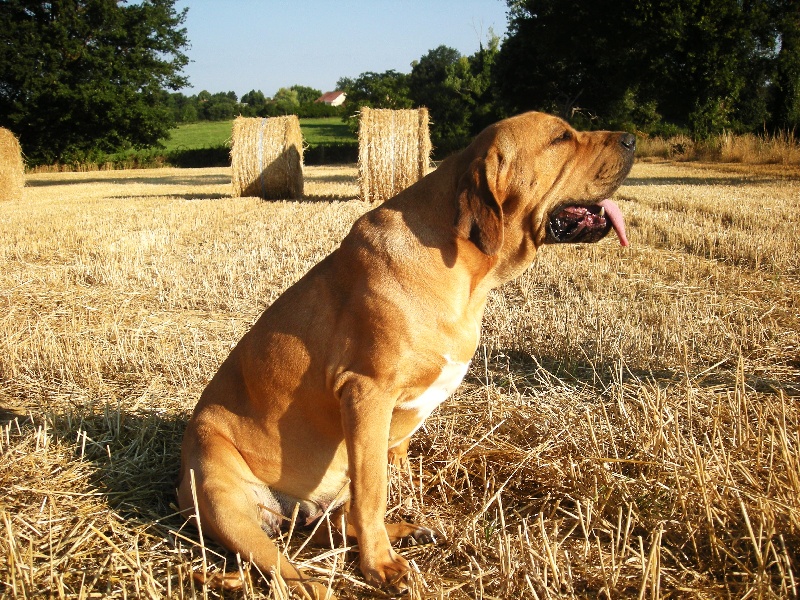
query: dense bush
304 142 358 165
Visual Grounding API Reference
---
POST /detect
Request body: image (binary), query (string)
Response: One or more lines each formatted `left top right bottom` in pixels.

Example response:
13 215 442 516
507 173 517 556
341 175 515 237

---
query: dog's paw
406 525 439 546
192 569 244 590
301 580 336 600
387 521 442 547
361 549 410 594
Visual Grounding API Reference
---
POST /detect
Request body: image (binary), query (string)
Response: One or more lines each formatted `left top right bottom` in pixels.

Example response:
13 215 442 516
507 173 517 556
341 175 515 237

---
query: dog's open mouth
546 199 629 246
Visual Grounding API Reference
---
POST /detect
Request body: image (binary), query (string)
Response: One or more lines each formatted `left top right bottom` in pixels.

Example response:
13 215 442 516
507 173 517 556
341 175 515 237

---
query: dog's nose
620 133 636 151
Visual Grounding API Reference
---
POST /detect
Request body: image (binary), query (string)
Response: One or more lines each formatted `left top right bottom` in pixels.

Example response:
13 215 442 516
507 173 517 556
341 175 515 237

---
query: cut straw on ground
0 162 798 598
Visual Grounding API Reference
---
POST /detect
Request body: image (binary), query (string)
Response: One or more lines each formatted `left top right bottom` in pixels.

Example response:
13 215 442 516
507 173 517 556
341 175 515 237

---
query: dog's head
454 111 635 279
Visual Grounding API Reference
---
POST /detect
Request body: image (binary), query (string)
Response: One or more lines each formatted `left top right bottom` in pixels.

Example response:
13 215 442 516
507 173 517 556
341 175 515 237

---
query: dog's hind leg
178 433 332 600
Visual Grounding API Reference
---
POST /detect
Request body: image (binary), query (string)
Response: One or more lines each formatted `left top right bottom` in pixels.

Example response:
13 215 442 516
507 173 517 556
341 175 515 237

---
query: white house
316 91 347 107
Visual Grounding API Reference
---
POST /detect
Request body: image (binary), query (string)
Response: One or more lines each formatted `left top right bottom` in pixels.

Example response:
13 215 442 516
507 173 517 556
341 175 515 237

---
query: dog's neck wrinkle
351 203 491 329
411 166 500 291
377 163 460 256
355 153 503 311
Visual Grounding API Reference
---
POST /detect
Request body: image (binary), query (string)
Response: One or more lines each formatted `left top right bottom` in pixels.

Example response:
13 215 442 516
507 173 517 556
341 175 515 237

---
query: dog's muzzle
546 199 629 246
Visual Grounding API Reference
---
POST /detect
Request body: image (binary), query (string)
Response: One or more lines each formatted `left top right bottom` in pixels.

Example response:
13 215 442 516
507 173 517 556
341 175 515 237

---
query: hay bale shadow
238 147 303 199
231 116 304 200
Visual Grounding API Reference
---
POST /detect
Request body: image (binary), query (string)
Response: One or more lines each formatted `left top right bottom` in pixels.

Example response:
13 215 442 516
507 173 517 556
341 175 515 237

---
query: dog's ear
455 151 505 256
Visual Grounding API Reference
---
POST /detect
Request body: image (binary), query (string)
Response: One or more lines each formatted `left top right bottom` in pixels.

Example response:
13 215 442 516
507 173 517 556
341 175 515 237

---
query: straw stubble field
0 160 798 599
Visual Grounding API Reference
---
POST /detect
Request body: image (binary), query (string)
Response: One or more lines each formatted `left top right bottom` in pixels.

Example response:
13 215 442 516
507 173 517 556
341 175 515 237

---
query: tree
496 0 794 135
769 0 800 129
170 92 199 122
409 40 501 153
337 70 413 110
200 91 239 121
241 89 267 116
496 0 654 128
468 34 503 133
241 90 266 107
290 85 322 105
409 46 470 149
272 87 300 114
651 0 777 136
0 0 189 165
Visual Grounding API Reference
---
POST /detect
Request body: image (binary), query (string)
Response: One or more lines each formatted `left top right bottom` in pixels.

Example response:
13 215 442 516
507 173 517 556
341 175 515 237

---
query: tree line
158 38 499 159
496 0 800 137
1 0 798 166
161 86 343 124
336 39 500 156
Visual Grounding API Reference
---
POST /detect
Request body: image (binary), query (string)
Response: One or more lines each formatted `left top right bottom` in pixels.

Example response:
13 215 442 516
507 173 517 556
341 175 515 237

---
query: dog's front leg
338 374 410 592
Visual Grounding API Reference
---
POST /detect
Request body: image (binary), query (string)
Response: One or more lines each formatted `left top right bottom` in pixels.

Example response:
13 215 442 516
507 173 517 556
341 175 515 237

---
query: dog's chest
396 356 470 419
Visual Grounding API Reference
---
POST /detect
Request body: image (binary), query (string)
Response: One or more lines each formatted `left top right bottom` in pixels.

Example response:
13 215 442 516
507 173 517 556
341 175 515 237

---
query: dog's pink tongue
598 199 629 246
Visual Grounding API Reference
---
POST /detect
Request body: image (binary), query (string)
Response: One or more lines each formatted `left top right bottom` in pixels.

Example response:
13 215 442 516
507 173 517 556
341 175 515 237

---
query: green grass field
160 121 231 150
161 118 355 151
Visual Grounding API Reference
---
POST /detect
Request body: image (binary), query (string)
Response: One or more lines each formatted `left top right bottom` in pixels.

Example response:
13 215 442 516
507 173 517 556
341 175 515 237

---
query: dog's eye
552 130 573 144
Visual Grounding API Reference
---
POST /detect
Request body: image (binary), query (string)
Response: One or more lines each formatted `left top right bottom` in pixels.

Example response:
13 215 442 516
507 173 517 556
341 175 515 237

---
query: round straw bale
231 116 304 199
358 107 431 204
0 127 25 202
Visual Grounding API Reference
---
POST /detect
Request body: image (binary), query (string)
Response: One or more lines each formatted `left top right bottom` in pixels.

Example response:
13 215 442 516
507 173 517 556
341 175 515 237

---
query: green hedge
164 142 358 168
166 145 229 168
30 141 359 172
304 142 358 165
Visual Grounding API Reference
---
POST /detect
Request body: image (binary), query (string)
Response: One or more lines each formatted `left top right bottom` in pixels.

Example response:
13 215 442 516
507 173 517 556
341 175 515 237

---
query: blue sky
174 0 509 98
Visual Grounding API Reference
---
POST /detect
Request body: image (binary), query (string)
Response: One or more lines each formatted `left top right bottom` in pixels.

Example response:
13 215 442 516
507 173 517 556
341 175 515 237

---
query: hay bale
0 127 24 201
358 107 431 204
231 116 304 199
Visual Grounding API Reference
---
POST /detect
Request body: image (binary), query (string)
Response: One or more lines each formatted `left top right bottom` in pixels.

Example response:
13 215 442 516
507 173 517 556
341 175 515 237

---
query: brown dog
178 111 635 598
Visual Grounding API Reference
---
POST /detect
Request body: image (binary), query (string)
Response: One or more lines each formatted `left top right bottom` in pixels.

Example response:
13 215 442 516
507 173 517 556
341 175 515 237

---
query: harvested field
1 161 798 598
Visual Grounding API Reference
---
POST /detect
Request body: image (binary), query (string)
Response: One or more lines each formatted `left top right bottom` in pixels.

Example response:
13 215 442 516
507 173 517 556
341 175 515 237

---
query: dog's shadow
11 407 191 525
0 405 191 534
473 348 798 397
0 404 268 592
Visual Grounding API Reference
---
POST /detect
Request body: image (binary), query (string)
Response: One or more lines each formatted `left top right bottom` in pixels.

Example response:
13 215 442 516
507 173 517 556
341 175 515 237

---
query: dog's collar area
545 198 629 246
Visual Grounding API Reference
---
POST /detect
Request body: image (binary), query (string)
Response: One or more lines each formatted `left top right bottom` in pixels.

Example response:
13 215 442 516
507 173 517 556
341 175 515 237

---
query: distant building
316 91 347 107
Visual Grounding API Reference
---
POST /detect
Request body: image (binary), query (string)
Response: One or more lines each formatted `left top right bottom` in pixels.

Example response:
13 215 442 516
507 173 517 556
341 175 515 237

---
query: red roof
316 91 346 104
